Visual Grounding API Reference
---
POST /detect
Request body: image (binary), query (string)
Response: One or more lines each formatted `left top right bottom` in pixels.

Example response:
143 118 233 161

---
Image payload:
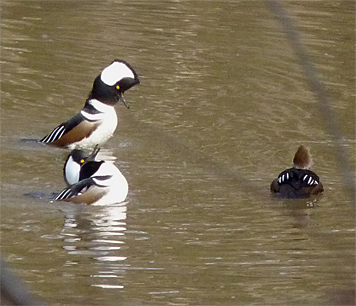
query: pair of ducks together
40 60 323 205
41 60 139 205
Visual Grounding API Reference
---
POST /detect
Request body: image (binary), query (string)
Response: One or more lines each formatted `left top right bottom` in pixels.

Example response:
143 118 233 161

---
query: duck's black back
270 168 323 199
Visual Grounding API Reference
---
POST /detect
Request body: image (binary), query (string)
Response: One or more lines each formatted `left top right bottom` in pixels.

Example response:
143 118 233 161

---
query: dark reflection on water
1 0 354 305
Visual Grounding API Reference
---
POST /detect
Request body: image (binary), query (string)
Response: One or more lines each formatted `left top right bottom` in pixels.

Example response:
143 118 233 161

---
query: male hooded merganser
40 60 139 149
55 148 128 205
270 145 324 199
63 146 100 186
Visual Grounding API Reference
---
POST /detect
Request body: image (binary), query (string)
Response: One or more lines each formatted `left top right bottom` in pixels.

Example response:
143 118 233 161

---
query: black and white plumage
41 60 139 149
270 145 324 199
56 149 128 205
64 146 100 186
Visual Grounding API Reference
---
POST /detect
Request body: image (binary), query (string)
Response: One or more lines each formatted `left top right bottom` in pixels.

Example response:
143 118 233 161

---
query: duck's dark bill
120 94 130 109
87 145 101 162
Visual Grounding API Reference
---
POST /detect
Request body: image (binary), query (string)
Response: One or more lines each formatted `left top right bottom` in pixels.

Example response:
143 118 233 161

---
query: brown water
1 1 355 305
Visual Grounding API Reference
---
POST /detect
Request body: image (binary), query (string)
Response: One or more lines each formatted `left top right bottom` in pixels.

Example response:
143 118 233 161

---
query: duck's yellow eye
116 85 120 90
80 159 85 164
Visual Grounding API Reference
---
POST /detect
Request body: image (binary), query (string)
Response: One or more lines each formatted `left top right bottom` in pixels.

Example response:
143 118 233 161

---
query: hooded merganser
64 146 100 186
55 149 128 205
270 145 324 199
40 60 140 149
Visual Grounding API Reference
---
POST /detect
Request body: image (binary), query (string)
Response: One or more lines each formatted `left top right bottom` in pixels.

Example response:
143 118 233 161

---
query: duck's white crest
65 155 81 185
101 61 135 86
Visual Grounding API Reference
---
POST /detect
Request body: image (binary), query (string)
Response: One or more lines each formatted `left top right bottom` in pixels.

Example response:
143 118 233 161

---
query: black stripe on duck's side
92 175 113 186
82 100 104 115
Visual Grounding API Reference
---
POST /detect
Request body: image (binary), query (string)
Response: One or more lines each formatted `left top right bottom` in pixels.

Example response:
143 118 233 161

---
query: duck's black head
64 146 101 186
89 60 140 107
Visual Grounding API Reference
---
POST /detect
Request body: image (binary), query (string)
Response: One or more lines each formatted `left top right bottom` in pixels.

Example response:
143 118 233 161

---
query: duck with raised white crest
41 60 139 149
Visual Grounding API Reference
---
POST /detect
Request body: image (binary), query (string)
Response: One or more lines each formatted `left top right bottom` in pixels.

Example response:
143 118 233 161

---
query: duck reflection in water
55 146 128 205
270 145 324 199
60 202 128 289
276 198 319 228
55 147 129 288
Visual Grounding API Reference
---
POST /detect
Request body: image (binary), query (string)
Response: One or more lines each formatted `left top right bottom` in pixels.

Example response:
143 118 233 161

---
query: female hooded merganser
40 60 140 149
270 145 324 199
55 148 128 205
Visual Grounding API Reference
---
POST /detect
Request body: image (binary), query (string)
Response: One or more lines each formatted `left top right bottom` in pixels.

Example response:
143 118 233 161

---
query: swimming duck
270 145 324 198
55 147 128 205
41 60 139 149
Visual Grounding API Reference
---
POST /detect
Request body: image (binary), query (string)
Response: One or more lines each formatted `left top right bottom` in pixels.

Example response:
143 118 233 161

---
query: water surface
1 1 355 305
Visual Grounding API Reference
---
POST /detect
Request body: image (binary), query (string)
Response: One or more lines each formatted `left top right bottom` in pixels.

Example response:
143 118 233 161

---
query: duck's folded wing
55 177 95 201
55 175 113 200
276 169 295 185
41 113 84 143
40 113 99 147
277 169 320 187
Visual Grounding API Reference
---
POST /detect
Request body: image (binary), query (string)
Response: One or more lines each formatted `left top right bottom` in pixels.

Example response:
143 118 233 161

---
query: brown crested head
293 145 313 169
